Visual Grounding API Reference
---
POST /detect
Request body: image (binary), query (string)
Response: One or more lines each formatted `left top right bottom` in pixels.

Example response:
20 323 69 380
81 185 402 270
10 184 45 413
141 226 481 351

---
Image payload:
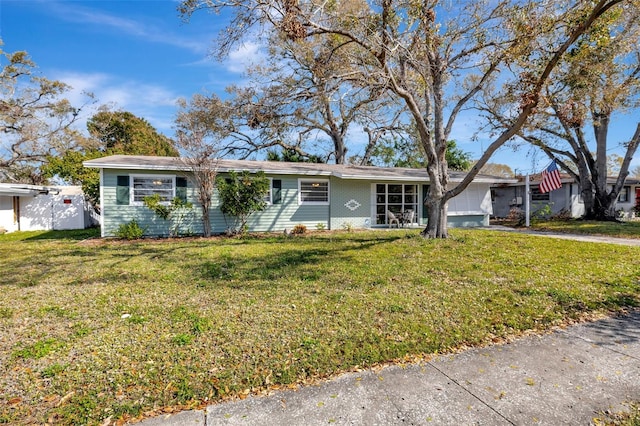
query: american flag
539 161 562 193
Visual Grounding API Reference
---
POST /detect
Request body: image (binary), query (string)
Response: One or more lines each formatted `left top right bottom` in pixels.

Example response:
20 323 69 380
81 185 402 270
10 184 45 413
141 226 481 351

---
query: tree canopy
480 2 640 220
367 139 471 171
44 109 178 207
180 0 626 237
87 110 178 157
0 42 87 184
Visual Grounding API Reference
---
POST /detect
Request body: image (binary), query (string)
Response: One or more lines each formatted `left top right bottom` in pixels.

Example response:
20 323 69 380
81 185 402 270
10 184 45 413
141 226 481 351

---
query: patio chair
402 210 415 227
387 210 400 228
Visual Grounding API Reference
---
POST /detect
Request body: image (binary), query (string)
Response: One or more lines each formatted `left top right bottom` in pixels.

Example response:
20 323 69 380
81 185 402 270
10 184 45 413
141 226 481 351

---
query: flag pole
525 174 530 227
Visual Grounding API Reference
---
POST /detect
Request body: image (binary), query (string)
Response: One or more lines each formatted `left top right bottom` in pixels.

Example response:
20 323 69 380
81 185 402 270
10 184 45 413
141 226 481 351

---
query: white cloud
51 71 180 135
225 42 266 74
47 1 210 54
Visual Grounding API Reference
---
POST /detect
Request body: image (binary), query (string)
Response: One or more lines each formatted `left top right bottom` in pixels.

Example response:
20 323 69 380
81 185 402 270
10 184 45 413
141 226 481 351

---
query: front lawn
1 229 639 424
511 219 640 239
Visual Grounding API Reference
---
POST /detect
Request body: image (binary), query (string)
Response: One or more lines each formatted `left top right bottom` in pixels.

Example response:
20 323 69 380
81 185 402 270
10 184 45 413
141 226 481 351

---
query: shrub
143 195 193 237
115 220 146 240
290 224 307 235
551 208 572 220
531 204 553 222
341 222 354 232
217 171 270 234
315 223 326 231
507 207 525 225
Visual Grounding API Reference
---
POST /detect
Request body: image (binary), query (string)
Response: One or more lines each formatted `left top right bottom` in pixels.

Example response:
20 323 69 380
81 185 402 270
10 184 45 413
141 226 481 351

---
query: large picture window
375 183 418 225
299 179 329 204
131 175 175 204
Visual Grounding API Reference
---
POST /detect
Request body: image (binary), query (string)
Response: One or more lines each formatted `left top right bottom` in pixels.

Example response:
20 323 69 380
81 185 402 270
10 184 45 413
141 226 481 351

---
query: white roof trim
0 183 60 196
83 155 517 184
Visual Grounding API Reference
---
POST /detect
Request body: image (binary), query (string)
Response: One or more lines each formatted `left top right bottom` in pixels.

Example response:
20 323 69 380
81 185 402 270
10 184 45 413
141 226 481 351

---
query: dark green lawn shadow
195 236 406 289
3 228 101 241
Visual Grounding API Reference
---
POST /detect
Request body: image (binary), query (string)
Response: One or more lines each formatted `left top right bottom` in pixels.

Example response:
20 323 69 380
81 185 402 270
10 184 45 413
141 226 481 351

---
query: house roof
502 173 640 187
83 155 517 184
0 183 60 196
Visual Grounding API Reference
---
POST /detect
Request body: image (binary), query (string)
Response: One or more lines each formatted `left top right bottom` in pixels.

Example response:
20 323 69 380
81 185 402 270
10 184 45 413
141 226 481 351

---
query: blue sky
1 0 637 174
1 0 259 134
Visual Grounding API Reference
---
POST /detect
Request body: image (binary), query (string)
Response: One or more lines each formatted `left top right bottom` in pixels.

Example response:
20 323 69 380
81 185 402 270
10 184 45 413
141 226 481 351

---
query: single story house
0 184 96 233
83 155 517 238
491 174 640 219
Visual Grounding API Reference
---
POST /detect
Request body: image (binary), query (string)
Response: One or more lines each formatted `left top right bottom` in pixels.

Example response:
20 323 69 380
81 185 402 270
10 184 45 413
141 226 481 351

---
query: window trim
374 183 419 225
130 174 176 206
298 179 330 205
264 177 273 205
618 186 631 203
531 185 550 201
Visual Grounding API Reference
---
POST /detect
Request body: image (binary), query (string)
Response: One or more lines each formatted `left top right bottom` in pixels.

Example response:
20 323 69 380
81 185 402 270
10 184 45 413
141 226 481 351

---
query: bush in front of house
633 198 640 217
115 220 146 240
217 170 270 235
290 224 307 235
143 195 193 237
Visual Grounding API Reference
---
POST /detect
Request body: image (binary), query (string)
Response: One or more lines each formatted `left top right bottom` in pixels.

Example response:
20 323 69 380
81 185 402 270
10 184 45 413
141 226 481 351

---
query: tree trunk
580 179 595 218
421 196 449 238
201 204 212 237
332 131 347 164
590 191 618 221
593 112 609 201
420 160 449 238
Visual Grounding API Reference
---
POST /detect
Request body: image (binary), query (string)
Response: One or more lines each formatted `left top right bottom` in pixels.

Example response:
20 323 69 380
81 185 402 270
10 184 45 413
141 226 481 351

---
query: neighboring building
491 174 640 219
84 155 516 238
0 184 96 233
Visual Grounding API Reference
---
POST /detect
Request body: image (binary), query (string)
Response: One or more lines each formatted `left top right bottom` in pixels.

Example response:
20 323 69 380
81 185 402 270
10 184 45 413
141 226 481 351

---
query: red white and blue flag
539 161 562 193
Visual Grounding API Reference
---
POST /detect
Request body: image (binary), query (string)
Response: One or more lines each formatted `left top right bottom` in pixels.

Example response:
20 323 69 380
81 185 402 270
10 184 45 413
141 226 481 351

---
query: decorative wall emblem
344 199 361 211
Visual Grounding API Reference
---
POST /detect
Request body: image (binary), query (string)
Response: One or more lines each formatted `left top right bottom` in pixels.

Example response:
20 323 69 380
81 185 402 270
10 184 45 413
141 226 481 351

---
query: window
265 179 283 205
375 183 418 225
131 175 175 204
299 179 329 204
618 186 631 203
272 179 282 204
263 178 273 204
531 186 549 201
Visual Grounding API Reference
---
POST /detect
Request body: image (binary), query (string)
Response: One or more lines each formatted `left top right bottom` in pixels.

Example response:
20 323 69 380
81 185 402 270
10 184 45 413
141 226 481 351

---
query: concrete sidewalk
138 309 640 426
481 225 640 247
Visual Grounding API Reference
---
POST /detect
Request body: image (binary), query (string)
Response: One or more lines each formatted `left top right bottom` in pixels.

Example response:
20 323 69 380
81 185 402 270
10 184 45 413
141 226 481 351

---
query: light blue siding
101 169 493 237
330 178 377 229
102 171 332 236
241 175 329 232
102 169 203 237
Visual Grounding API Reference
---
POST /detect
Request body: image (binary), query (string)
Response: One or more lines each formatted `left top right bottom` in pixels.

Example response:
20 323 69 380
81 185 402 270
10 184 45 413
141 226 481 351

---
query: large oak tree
44 109 178 208
185 31 404 164
0 43 86 184
481 4 640 220
180 0 627 237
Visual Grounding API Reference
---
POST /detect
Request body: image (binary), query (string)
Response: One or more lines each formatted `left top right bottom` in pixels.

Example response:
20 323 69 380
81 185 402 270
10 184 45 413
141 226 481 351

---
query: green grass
1 229 639 424
0 227 100 242
595 402 640 425
514 219 640 238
